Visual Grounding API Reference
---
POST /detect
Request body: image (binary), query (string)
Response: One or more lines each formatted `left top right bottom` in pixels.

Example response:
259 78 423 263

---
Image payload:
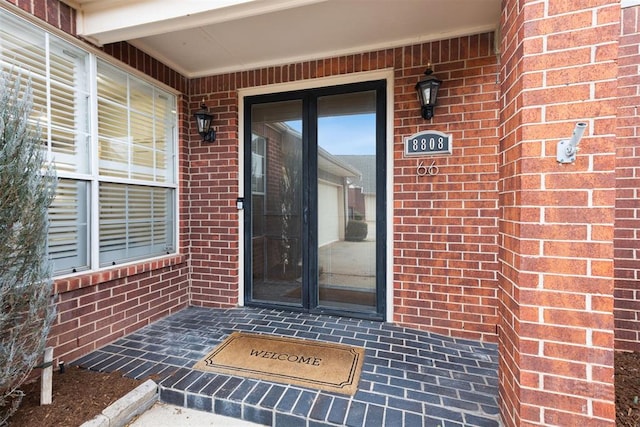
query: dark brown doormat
194 332 364 395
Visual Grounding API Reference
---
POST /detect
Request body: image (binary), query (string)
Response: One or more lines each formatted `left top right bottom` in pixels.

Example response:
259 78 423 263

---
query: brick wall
189 34 501 340
3 4 631 426
187 86 241 306
393 35 500 341
615 4 640 352
498 0 619 426
50 257 189 365
497 2 525 423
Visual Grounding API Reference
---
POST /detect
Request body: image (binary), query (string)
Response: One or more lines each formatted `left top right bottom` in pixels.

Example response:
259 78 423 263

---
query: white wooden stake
41 347 53 405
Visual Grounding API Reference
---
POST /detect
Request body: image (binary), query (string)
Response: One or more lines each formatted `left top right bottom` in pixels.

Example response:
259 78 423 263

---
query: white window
0 9 178 276
96 61 176 267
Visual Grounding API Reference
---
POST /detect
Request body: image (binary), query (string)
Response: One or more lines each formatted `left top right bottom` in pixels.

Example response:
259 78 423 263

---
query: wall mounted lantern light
194 101 216 142
415 64 442 120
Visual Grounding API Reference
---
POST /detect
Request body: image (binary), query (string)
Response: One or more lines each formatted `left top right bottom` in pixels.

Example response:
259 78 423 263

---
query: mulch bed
8 365 142 427
616 351 640 426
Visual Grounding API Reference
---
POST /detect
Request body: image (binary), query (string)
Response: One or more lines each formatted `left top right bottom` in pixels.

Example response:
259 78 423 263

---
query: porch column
497 0 619 425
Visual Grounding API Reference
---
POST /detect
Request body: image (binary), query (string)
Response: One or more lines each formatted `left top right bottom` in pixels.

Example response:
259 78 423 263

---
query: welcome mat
194 332 364 395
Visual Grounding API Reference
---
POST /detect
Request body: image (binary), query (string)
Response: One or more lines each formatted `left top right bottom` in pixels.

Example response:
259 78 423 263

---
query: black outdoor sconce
194 100 216 142
415 64 442 120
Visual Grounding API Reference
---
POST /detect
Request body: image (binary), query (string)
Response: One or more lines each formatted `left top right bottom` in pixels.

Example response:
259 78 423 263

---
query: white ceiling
64 0 501 78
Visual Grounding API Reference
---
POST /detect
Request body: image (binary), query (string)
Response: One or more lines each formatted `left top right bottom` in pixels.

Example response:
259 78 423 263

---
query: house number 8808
404 131 452 157
412 137 445 152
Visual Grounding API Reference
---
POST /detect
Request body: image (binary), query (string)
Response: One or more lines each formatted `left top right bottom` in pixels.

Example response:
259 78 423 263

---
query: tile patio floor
73 306 501 427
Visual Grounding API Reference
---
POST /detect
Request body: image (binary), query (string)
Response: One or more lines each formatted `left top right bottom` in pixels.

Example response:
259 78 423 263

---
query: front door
243 80 385 320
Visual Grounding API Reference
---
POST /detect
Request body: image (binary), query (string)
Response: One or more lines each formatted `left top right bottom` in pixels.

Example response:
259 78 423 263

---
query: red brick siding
498 1 618 426
189 34 501 340
615 5 640 352
2 0 75 34
393 36 500 341
50 256 189 367
188 89 241 306
497 2 525 424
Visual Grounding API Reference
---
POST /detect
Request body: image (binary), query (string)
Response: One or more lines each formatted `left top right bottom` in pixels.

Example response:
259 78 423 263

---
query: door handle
303 206 308 224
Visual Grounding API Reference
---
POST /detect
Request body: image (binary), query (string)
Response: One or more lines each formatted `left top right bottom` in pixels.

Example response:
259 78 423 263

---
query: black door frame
242 79 386 321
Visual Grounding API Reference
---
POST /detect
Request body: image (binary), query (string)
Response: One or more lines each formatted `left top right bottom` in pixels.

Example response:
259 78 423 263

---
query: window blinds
0 9 177 276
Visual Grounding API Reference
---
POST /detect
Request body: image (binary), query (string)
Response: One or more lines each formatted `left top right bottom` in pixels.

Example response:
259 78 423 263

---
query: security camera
557 122 587 164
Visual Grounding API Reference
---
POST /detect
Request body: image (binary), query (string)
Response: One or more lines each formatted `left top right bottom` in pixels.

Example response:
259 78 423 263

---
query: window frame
0 6 181 278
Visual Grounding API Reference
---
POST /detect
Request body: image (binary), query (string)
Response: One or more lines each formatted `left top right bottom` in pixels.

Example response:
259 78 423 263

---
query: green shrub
345 220 368 241
0 70 57 424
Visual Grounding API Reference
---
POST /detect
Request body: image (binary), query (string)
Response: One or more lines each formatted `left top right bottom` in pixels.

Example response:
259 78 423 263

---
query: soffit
63 0 501 78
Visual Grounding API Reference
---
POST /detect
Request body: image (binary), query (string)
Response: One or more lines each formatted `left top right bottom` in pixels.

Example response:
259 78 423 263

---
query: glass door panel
316 91 377 312
250 100 303 305
245 80 385 319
